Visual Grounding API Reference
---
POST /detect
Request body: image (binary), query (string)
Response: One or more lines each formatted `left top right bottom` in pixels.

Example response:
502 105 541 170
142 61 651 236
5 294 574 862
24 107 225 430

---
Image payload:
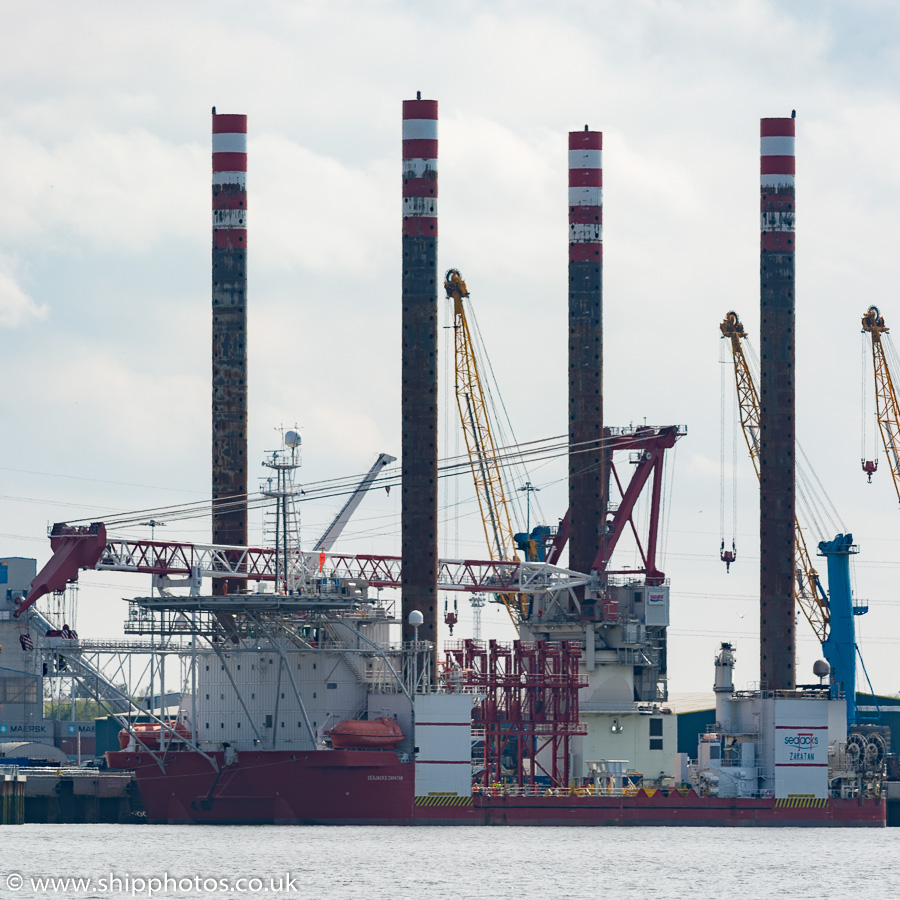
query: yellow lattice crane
720 311 829 642
861 306 900 506
445 268 524 621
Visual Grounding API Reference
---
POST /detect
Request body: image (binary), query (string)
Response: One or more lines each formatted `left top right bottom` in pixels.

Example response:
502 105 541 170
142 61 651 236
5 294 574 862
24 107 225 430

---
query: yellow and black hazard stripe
775 796 828 808
414 795 473 807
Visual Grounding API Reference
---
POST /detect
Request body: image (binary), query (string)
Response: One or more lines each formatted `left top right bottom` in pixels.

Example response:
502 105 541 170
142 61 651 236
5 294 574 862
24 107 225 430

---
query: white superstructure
688 643 884 800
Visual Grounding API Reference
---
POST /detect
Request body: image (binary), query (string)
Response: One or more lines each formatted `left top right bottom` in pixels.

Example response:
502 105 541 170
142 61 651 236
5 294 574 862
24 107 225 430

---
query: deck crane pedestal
817 534 870 725
515 524 557 562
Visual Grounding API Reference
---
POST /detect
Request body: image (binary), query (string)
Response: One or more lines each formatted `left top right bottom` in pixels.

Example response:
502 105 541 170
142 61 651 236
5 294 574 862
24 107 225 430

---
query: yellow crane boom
720 311 829 642
861 306 900 506
445 269 524 621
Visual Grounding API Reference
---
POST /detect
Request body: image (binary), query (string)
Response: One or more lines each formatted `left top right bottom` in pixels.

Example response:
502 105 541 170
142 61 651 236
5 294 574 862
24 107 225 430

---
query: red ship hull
107 749 885 826
415 794 886 827
106 748 414 825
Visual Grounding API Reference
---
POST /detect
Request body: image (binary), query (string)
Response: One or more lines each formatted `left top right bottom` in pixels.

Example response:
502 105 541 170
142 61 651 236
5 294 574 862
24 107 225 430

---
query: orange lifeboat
118 721 192 750
326 717 404 750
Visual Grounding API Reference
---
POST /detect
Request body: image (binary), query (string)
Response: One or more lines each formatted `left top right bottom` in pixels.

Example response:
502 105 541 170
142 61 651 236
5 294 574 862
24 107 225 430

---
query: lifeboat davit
118 721 192 750
327 717 404 750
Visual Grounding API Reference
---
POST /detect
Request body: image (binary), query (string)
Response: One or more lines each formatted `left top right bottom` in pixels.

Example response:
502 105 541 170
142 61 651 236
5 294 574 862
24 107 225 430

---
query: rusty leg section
212 246 248 594
401 232 438 648
568 259 606 580
759 242 795 689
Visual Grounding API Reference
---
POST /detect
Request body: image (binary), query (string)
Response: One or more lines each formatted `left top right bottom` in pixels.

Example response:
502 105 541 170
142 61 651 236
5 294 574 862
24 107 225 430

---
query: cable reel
845 732 866 771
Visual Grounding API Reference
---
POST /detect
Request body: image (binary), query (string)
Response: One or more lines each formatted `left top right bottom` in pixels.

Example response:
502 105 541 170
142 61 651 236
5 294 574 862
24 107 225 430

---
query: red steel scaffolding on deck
445 640 587 789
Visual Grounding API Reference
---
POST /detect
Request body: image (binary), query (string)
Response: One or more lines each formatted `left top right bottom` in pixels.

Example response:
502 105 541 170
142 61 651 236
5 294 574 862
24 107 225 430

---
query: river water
1 824 896 898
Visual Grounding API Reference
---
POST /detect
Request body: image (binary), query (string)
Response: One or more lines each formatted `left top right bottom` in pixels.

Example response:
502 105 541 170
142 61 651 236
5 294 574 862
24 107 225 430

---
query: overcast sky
2 0 900 695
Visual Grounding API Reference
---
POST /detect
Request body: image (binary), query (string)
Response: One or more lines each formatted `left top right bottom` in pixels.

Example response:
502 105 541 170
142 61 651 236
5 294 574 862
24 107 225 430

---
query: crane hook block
720 539 736 574
443 597 459 634
862 459 878 483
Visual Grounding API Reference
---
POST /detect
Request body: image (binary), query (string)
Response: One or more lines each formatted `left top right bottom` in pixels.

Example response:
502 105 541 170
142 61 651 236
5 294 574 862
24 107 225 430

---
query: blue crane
817 534 879 727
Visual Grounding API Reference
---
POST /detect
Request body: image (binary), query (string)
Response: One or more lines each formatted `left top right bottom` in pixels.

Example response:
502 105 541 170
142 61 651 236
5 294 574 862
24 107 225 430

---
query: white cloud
0 128 206 254
0 257 47 327
252 134 394 274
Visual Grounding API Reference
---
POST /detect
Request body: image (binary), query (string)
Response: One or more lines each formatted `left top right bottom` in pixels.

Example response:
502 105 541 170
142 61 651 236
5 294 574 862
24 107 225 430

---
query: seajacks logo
784 733 818 748
784 731 820 762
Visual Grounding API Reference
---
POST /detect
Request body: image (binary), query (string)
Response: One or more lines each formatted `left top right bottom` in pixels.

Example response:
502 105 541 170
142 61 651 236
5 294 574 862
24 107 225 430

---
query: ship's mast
261 429 303 593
